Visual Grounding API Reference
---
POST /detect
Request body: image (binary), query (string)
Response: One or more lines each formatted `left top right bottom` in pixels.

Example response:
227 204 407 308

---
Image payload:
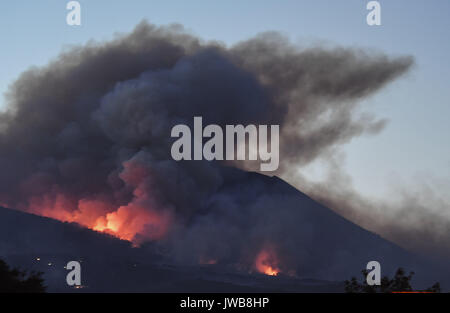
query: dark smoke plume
2 21 442 278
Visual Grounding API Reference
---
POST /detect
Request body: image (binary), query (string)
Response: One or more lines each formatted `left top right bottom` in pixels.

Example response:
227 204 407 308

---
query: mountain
0 168 446 292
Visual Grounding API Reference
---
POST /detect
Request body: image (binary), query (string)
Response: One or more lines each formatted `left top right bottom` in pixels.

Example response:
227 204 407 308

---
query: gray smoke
2 21 441 277
294 159 450 262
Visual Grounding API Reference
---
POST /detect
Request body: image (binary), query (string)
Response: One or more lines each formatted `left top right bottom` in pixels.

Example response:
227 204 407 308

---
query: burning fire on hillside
255 247 281 276
18 159 172 243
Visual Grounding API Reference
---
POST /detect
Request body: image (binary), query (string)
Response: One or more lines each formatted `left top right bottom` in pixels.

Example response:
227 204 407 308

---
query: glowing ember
255 248 280 276
199 257 217 265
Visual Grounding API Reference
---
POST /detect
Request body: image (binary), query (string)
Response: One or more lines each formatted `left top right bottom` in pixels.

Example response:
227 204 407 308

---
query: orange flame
15 159 172 244
255 248 280 276
24 193 171 243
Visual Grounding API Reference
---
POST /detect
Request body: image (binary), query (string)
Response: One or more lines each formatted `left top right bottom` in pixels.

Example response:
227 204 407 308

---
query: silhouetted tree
425 282 441 293
345 267 440 293
0 259 46 293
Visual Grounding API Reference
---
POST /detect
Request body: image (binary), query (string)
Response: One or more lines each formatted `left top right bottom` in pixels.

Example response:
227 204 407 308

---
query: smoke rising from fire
292 160 450 262
2 21 445 275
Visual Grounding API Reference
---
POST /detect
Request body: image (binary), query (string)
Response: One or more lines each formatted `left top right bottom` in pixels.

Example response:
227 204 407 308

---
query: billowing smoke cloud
3 21 440 278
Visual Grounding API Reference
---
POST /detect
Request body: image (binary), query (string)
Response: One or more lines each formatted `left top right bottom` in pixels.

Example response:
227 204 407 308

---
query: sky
0 0 449 198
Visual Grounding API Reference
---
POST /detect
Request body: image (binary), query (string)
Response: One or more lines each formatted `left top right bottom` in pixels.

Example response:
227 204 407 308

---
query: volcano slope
0 166 445 292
